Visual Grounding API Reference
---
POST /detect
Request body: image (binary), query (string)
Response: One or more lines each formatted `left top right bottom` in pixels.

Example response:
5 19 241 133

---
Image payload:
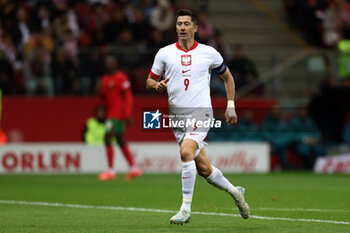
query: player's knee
197 165 212 178
180 148 194 162
117 135 125 147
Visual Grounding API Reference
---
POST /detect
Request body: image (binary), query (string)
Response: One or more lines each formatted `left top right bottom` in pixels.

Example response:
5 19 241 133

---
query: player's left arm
218 67 238 125
211 47 237 126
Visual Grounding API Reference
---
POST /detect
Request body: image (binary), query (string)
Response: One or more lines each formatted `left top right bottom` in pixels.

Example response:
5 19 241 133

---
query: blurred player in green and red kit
97 55 142 181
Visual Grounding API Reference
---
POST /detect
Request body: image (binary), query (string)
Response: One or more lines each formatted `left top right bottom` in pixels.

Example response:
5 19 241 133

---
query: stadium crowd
283 0 350 46
0 0 258 96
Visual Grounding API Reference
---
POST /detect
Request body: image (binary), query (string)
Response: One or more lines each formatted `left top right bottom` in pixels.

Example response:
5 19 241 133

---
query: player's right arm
146 48 168 92
146 75 170 92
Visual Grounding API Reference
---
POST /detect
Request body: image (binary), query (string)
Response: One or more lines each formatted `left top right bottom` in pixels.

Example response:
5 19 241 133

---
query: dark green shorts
106 119 125 135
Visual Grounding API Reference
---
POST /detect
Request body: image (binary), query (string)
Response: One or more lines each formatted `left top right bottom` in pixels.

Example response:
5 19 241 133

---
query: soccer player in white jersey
146 9 249 224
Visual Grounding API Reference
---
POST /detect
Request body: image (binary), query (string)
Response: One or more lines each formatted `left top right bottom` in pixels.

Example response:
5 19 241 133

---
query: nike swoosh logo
182 69 190 73
182 176 190 179
189 133 198 135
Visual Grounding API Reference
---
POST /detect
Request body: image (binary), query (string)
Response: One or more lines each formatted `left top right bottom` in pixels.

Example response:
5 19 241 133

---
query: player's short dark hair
175 9 197 25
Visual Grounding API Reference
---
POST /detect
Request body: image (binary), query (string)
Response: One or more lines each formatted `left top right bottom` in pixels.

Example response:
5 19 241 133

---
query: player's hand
225 107 238 125
156 78 170 92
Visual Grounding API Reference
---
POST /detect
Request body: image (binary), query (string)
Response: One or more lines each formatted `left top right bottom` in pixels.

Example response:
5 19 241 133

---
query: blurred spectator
229 110 260 142
33 4 53 32
104 8 128 43
78 30 93 47
0 0 17 23
131 9 151 44
288 106 324 169
150 0 174 33
74 2 93 31
196 11 214 44
228 44 259 91
25 28 54 57
322 2 340 47
148 28 167 49
66 2 80 38
80 49 105 95
124 2 137 24
260 104 291 169
208 29 232 62
0 33 16 64
293 0 325 45
338 0 350 39
62 29 78 60
113 29 141 69
0 49 14 95
23 48 53 96
51 10 71 45
51 47 79 95
85 3 109 45
11 7 31 50
284 0 350 47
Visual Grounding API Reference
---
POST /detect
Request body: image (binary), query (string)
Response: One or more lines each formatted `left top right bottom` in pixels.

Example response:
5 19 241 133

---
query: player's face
105 56 117 73
176 16 198 41
96 106 106 121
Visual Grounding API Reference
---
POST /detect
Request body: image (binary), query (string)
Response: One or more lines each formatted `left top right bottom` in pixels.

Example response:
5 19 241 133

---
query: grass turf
0 173 349 233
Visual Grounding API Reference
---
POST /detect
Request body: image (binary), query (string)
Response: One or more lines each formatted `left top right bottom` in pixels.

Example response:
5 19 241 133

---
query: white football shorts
172 128 209 158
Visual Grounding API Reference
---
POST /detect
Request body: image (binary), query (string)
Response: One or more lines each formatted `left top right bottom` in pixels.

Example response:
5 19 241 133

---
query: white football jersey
150 41 224 112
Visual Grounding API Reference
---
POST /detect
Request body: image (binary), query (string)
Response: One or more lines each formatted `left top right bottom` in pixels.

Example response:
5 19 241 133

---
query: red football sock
106 145 114 170
122 145 134 167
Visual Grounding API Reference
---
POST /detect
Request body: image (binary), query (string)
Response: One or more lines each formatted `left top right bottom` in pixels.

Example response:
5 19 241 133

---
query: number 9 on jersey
184 78 189 91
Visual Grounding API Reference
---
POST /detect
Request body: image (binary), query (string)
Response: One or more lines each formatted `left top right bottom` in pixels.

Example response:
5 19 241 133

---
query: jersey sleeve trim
149 70 160 79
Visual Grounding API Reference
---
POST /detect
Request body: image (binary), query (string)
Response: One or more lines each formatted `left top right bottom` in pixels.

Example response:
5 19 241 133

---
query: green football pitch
0 173 349 233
